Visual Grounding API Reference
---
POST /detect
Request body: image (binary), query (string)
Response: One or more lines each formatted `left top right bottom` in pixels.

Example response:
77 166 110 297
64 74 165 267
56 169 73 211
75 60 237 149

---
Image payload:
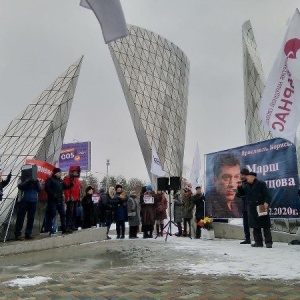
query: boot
175 223 182 237
160 224 164 237
149 231 153 238
156 224 160 237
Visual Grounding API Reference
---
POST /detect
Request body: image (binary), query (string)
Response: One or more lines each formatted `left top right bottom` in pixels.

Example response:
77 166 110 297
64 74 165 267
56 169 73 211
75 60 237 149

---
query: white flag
80 0 128 44
150 146 165 177
189 143 201 191
259 9 300 143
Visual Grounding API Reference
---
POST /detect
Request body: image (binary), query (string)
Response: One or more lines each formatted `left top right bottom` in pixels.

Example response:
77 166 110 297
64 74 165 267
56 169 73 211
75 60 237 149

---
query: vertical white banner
80 0 128 44
150 146 165 177
259 9 300 143
189 143 201 190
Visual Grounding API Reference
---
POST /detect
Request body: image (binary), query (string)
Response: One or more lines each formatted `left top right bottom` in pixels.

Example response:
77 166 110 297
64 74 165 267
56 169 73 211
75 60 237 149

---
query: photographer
63 166 82 231
0 170 12 201
14 174 42 240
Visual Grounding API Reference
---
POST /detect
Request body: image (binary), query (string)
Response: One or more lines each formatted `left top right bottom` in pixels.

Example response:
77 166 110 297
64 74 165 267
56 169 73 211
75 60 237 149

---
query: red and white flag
259 9 300 143
80 0 128 44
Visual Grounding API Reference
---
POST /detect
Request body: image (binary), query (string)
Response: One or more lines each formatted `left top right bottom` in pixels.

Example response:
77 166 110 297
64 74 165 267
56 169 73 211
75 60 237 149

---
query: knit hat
115 184 122 190
53 167 61 174
146 185 153 191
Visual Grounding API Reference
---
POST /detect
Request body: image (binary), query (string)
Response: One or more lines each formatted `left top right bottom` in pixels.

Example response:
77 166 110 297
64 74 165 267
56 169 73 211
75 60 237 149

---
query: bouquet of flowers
197 217 213 230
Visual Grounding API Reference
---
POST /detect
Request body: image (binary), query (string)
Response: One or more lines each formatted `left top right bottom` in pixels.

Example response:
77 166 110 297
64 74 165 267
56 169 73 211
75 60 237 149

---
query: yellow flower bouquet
197 217 213 230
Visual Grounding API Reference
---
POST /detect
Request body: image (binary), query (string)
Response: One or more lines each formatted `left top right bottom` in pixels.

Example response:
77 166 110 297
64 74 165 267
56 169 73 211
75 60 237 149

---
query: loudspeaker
21 164 38 182
170 177 181 191
157 177 169 191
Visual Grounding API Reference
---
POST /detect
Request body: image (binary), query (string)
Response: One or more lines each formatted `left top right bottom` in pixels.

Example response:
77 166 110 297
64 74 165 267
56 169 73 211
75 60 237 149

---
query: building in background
242 20 272 144
109 25 190 181
0 57 83 240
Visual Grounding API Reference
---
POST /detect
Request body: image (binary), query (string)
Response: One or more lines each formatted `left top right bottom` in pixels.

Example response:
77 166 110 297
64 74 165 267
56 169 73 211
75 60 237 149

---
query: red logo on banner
25 159 55 201
284 38 300 58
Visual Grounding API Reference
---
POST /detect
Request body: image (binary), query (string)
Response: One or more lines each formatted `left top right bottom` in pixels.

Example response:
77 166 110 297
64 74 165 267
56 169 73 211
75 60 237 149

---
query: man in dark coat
44 168 73 235
238 168 251 244
238 172 273 248
192 186 206 239
111 184 128 239
100 187 114 240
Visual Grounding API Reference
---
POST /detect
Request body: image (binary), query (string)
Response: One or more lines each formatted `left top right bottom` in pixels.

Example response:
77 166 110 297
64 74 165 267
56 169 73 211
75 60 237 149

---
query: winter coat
81 194 94 228
112 192 128 222
18 179 42 202
127 196 141 226
192 193 206 220
238 179 271 228
182 193 195 219
173 193 183 223
45 175 72 203
0 173 11 201
141 191 156 225
63 175 82 201
154 193 167 221
101 192 114 224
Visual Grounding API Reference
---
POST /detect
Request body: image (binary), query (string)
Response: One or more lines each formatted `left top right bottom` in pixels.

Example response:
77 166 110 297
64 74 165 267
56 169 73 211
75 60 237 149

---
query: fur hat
248 171 257 177
115 184 122 190
53 167 61 175
241 168 250 175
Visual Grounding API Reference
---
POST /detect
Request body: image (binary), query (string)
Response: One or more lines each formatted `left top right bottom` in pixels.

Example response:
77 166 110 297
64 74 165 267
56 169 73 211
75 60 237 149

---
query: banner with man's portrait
205 138 300 219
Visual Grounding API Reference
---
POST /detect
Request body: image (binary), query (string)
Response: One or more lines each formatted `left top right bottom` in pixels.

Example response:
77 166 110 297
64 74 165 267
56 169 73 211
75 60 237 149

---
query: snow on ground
4 276 51 289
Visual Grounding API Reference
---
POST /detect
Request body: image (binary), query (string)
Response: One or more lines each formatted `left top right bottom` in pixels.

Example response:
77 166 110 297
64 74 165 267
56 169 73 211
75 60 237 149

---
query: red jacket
63 175 82 201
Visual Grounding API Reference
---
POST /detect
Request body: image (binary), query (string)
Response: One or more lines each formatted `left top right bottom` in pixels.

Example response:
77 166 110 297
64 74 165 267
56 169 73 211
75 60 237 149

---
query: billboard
205 138 300 219
58 142 91 172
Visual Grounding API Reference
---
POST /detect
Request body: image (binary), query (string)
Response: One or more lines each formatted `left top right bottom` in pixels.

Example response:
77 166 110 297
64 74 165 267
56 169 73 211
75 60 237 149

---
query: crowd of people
10 165 209 241
2 162 273 248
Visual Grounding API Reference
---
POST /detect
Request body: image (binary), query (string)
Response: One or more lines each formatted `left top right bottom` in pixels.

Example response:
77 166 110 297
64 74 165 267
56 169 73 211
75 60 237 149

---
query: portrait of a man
206 152 242 218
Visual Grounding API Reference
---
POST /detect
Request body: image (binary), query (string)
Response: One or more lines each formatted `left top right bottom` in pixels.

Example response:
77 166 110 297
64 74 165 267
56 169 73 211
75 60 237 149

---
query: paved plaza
0 231 299 299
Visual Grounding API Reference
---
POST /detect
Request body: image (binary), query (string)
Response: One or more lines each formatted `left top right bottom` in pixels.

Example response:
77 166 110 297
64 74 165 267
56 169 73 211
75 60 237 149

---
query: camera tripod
155 189 177 241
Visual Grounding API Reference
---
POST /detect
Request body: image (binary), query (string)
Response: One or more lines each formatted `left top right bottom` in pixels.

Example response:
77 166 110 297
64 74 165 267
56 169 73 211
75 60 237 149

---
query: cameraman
63 166 82 231
14 173 42 240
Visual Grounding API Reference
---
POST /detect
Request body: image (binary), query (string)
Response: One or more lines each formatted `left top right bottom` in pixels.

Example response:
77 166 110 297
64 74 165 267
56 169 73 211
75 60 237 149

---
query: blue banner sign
205 138 299 218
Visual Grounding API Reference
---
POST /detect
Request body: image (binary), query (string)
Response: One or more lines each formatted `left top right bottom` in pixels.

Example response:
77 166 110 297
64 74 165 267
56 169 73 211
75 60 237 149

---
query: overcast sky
0 0 299 184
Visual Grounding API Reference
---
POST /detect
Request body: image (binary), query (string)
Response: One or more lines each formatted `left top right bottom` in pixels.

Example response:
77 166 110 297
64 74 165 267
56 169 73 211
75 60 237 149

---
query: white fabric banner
150 146 165 177
189 143 201 191
80 0 128 44
259 9 300 143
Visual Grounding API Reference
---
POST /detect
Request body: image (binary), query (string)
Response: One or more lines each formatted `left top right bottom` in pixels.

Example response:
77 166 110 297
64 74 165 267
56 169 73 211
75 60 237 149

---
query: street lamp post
106 159 110 192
